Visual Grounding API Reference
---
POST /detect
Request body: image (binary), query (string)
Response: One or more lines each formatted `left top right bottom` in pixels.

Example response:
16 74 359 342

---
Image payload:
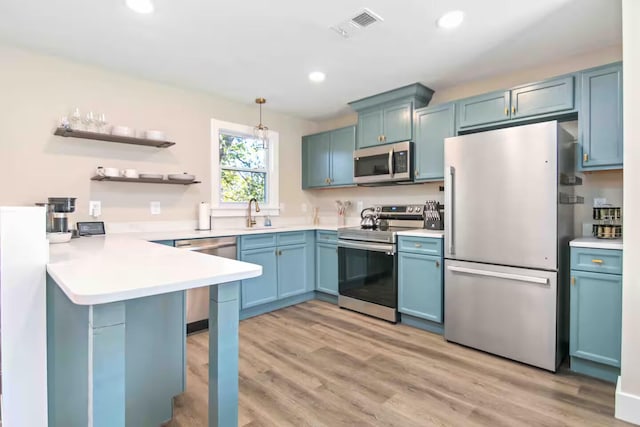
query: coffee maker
38 197 76 233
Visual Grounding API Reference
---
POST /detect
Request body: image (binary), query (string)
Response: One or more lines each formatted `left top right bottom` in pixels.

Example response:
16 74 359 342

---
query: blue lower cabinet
277 244 309 298
240 247 278 309
398 252 443 323
151 240 174 247
570 270 622 371
316 242 338 295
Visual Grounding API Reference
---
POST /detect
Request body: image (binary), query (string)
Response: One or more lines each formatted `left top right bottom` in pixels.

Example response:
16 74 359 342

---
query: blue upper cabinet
302 132 331 188
357 109 384 148
414 104 455 182
349 83 434 149
330 126 356 186
302 126 356 189
579 63 623 170
457 90 511 128
511 76 574 119
570 270 622 368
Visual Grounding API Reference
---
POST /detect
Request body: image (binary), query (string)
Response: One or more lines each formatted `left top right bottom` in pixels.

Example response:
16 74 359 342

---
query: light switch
89 201 101 218
150 201 161 215
301 203 308 213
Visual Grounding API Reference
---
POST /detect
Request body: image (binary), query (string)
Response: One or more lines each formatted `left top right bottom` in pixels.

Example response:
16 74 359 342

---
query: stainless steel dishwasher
175 236 237 333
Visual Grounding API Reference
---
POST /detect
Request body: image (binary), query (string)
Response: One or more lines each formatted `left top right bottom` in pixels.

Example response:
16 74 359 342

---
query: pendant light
253 98 269 149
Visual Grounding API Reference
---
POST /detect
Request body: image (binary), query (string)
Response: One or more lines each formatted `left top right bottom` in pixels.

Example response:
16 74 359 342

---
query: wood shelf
54 127 176 148
91 176 200 185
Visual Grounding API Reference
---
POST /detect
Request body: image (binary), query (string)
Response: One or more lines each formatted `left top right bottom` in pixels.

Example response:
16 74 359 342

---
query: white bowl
145 130 166 141
111 126 132 137
47 232 72 244
168 173 195 181
139 173 164 179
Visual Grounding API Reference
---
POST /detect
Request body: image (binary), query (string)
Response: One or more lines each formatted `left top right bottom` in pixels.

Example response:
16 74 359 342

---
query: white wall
310 47 623 228
0 44 318 225
616 0 640 423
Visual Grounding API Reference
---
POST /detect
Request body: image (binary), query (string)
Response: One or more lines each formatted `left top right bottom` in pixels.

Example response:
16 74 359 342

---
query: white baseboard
616 376 640 425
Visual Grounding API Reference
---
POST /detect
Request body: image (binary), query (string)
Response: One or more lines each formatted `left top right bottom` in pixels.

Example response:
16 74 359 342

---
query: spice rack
592 206 622 239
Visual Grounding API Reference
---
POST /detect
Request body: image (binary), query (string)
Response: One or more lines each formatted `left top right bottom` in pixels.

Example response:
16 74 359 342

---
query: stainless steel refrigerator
443 121 575 372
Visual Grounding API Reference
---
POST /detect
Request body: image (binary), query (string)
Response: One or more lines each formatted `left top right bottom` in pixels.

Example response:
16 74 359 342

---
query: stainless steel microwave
353 141 413 185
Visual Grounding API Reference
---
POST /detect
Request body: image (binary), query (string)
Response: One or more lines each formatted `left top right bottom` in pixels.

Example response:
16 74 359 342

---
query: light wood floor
166 300 629 427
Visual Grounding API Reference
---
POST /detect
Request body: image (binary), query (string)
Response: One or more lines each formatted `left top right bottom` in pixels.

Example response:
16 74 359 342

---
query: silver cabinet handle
447 266 549 285
445 166 455 255
388 149 394 177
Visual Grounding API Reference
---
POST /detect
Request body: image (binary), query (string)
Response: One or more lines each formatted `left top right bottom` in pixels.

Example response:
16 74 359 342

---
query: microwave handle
388 149 394 177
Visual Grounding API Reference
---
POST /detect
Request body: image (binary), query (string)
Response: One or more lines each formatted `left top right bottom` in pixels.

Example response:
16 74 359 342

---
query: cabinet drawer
240 233 277 250
277 231 309 246
571 248 622 275
398 236 443 256
316 230 337 244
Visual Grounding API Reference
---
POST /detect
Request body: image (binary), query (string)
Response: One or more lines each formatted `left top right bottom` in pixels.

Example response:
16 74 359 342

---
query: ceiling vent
331 8 383 39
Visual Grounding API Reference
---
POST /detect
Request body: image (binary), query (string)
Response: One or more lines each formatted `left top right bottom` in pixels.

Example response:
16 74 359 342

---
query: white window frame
211 119 279 217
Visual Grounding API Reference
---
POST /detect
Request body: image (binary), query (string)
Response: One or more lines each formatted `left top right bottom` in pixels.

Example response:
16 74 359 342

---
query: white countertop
47 235 262 305
570 237 623 250
396 229 444 238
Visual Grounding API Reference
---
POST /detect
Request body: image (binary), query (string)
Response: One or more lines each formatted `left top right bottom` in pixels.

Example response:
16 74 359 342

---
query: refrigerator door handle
447 265 549 286
445 166 455 255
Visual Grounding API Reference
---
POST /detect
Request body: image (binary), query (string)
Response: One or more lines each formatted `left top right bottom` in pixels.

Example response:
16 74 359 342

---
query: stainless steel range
337 204 424 322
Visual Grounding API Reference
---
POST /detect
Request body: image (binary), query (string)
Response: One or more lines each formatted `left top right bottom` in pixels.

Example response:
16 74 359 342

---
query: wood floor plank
166 301 629 427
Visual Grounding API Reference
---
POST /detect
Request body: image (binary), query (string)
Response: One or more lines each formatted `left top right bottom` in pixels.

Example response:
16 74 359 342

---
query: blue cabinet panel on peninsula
302 126 356 189
579 63 623 170
570 247 623 382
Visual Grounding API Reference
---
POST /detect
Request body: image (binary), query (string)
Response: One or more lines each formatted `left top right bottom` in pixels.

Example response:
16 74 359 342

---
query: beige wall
0 44 318 223
617 0 640 423
310 46 623 230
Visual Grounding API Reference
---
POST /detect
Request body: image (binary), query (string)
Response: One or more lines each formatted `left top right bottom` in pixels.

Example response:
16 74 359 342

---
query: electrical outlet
279 202 286 213
150 201 161 215
356 201 364 213
89 201 101 218
594 198 607 207
301 203 308 213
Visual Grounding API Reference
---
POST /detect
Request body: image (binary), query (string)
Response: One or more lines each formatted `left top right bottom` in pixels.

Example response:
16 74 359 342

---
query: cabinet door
329 126 356 186
357 109 384 148
457 91 511 128
277 244 308 298
303 133 331 187
383 101 413 143
398 252 443 322
414 104 455 181
570 270 622 367
316 242 338 295
580 64 623 170
511 76 574 119
240 247 278 309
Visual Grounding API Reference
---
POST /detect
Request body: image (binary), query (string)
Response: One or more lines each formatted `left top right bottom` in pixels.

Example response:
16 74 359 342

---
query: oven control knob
408 207 414 212
376 207 381 212
415 207 421 213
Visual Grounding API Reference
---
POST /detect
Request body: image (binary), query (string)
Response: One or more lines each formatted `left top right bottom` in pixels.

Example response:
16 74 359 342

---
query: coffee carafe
46 197 76 233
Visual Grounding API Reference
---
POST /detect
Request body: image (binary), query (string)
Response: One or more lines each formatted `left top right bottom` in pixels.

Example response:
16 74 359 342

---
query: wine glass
83 111 95 132
96 113 108 133
70 107 82 130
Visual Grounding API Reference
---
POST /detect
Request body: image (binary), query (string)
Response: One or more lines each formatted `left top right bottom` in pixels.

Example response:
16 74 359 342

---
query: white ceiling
0 0 621 120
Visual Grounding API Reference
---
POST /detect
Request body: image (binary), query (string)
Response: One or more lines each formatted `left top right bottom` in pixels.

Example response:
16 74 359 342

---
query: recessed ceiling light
437 10 464 29
309 71 326 83
126 0 154 14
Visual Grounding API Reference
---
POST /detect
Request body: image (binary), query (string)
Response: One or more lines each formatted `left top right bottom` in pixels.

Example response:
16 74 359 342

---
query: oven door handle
337 240 395 255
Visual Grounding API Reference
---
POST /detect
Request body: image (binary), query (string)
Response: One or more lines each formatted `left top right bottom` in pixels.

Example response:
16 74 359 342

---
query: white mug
97 167 120 177
121 169 139 178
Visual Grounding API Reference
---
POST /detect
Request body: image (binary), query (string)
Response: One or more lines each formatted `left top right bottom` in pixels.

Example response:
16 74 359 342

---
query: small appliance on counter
37 197 77 244
424 200 444 230
592 206 622 239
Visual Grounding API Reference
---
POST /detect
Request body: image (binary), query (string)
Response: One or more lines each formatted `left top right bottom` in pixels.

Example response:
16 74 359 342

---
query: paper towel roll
198 202 211 230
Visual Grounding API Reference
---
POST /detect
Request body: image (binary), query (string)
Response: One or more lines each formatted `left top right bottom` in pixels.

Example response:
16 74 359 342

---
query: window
211 119 279 216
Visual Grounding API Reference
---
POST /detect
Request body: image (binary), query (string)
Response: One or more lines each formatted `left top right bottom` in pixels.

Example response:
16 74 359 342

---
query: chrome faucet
246 198 261 228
